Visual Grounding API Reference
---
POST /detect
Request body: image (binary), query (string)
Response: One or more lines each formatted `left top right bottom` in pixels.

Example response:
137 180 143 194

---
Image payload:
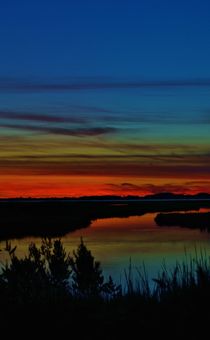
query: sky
0 0 210 197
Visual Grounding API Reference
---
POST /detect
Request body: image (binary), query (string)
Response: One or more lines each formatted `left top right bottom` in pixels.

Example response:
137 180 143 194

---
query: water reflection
1 211 210 281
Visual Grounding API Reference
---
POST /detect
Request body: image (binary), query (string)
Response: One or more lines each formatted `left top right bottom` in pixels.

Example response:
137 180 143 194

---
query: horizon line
0 192 210 200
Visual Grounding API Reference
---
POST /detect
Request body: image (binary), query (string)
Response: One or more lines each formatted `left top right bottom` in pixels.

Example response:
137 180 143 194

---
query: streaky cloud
9 153 210 161
106 182 210 195
0 123 117 137
1 77 210 92
58 104 117 114
0 111 87 123
0 109 209 126
0 157 210 178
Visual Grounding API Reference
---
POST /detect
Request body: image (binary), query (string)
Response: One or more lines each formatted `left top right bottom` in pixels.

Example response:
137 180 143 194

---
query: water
1 209 210 282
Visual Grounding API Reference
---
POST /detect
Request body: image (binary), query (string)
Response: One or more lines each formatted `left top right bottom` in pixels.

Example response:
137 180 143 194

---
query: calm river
1 208 210 282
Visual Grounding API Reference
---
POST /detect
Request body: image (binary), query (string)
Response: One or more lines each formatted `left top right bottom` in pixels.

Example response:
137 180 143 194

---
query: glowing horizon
0 84 210 198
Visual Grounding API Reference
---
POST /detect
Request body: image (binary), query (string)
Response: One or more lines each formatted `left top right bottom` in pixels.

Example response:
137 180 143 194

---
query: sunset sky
0 0 210 197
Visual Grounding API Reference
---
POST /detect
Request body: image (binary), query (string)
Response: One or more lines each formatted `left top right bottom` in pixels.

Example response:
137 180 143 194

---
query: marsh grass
1 240 210 337
0 239 210 339
1 239 210 301
152 248 210 299
121 247 210 304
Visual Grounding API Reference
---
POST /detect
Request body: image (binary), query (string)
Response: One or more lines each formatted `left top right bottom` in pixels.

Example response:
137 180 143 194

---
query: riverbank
0 198 210 239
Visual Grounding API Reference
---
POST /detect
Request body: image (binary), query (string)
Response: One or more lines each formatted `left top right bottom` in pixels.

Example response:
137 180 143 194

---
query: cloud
58 104 117 114
2 151 210 162
1 77 210 92
0 123 117 137
0 111 87 123
107 183 143 192
184 180 210 186
0 109 209 127
106 182 210 195
0 156 210 178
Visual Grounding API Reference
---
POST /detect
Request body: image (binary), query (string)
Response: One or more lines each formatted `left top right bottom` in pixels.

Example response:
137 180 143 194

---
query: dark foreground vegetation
0 197 210 239
1 239 210 338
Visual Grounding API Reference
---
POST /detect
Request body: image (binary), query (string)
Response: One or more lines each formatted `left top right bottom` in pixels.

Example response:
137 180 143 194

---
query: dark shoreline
155 211 210 231
0 198 210 240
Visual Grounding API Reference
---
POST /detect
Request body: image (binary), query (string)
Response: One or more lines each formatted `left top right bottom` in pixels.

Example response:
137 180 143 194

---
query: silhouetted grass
1 239 210 338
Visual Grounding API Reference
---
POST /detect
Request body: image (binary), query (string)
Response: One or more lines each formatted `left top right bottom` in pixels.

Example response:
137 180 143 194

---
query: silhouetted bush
41 238 71 287
0 238 121 302
0 239 71 304
70 237 104 297
70 238 121 298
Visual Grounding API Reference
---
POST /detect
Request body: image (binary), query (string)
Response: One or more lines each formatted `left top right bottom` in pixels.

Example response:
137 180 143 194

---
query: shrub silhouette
0 239 71 303
1 242 47 303
41 238 71 287
70 238 104 297
0 238 121 301
103 275 122 299
70 238 121 298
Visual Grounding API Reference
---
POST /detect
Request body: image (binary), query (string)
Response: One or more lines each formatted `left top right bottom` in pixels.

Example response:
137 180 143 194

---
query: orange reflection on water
92 213 153 231
199 208 210 213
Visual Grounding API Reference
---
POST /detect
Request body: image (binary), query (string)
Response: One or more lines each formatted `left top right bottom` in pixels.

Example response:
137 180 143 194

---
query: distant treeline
1 191 210 201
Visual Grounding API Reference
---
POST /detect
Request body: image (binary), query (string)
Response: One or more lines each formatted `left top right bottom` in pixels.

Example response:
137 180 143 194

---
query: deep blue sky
1 0 210 78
